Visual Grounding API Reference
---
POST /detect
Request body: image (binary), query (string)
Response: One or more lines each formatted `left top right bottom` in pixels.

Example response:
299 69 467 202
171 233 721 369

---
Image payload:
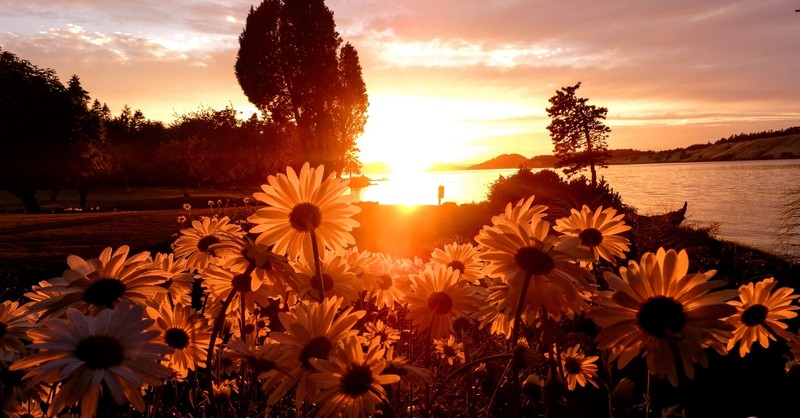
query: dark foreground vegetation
1 168 799 417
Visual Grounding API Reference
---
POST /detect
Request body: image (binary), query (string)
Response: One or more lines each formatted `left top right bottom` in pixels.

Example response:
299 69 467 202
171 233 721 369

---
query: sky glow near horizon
1 0 799 169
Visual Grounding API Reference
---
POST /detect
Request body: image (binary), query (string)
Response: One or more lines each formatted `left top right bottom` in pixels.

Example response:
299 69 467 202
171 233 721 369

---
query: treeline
1 48 296 213
714 126 800 146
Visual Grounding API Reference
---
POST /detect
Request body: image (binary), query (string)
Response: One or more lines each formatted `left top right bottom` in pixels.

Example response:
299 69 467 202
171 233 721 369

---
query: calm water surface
355 160 800 254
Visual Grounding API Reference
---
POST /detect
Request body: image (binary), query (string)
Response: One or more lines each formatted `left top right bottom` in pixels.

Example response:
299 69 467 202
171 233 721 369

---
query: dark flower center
578 228 604 247
249 357 277 374
447 261 466 274
564 357 582 375
299 336 332 369
197 235 220 252
637 296 686 338
741 304 768 327
443 345 457 357
75 334 124 369
311 274 334 294
165 328 190 349
378 274 393 290
289 202 323 232
341 363 373 396
82 278 127 308
514 247 556 276
0 322 7 338
244 323 256 335
428 292 454 314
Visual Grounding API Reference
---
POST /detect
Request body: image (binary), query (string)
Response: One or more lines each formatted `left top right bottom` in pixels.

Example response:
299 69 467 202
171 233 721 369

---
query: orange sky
2 1 799 170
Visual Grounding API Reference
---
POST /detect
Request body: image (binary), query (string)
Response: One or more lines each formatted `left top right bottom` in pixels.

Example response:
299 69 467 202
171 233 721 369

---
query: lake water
353 160 800 254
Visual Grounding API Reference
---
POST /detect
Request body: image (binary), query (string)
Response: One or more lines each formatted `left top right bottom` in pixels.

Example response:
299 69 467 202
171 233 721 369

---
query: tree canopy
0 48 108 212
545 82 611 186
235 0 368 174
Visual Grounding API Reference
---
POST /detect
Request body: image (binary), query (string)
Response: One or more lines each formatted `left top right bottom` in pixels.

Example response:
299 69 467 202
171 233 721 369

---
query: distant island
467 127 800 170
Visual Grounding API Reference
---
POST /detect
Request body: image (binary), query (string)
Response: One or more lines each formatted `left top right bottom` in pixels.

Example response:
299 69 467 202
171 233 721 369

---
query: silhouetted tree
159 106 290 193
335 43 368 174
65 75 112 209
235 0 368 174
0 48 78 212
106 106 168 187
545 82 611 186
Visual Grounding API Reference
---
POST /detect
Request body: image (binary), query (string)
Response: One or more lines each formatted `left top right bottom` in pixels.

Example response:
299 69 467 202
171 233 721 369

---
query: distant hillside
468 153 528 170
469 128 800 170
607 133 800 164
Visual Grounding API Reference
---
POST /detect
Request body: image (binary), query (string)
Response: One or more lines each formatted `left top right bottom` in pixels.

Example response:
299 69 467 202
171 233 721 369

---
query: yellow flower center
289 202 323 232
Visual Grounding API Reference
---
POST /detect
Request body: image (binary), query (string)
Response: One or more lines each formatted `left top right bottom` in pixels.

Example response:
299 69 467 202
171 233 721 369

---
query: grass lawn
0 187 493 300
0 187 253 213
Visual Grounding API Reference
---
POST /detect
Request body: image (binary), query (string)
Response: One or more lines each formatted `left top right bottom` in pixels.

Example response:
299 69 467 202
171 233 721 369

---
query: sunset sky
2 1 799 171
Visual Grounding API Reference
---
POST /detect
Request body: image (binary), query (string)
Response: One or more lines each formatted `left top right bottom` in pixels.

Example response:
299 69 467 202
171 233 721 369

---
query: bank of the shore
1 201 796 299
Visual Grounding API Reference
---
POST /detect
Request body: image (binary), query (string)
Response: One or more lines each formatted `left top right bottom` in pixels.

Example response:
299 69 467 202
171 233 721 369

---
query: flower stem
205 264 255 406
309 229 326 301
510 271 533 414
511 272 533 345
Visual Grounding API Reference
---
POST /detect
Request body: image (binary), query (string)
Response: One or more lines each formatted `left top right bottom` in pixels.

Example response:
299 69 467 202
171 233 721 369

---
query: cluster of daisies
1 162 799 417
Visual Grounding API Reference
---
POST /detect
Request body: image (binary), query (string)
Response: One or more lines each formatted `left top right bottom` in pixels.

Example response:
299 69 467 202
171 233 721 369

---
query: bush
485 168 626 219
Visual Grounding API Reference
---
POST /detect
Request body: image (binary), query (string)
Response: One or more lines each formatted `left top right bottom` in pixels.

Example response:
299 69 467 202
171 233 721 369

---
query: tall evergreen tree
545 82 611 186
65 75 111 209
235 0 368 174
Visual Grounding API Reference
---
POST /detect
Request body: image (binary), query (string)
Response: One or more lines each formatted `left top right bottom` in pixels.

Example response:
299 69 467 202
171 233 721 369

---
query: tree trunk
583 124 597 187
9 188 41 213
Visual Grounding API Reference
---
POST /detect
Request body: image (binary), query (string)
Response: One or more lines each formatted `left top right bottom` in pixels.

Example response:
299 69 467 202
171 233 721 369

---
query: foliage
235 0 369 174
715 126 800 145
0 48 85 212
545 82 612 186
777 186 800 263
486 168 625 219
2 164 800 417
159 106 292 190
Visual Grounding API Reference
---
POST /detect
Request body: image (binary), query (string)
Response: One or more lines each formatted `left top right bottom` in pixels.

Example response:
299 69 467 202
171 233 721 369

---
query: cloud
2 0 798 156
